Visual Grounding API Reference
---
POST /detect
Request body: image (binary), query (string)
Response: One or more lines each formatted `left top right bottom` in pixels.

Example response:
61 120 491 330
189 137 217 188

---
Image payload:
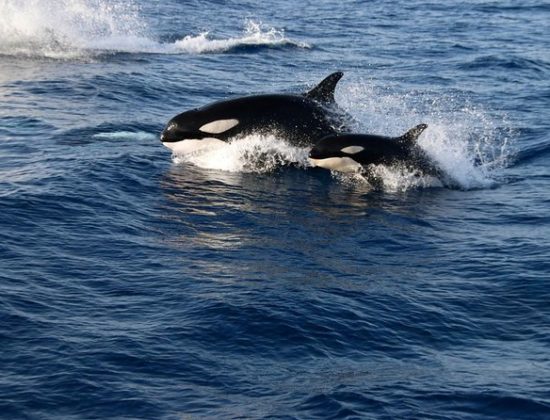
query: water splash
92 131 157 141
336 79 515 190
172 134 310 174
172 20 309 54
0 0 307 59
0 0 146 58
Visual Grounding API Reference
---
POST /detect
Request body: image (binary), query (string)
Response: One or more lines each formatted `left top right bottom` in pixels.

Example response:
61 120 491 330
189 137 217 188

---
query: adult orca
309 123 440 177
160 72 350 155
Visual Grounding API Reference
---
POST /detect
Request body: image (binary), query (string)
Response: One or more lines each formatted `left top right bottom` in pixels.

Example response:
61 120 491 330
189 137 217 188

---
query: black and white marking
309 124 439 176
160 72 352 155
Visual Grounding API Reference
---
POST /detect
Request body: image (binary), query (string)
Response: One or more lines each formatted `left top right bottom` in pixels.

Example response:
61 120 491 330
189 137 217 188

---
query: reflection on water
154 162 450 292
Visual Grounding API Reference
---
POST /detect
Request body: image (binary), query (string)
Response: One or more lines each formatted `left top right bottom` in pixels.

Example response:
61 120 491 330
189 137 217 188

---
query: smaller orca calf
309 123 439 177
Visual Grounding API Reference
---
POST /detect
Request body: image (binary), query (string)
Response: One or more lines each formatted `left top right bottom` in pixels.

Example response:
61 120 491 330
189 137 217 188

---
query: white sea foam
0 0 307 59
171 20 309 54
335 79 514 191
93 131 157 141
0 0 146 58
172 134 310 174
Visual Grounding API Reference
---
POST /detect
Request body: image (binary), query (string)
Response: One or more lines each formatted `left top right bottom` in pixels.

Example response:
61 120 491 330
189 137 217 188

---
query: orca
309 123 440 177
160 72 350 155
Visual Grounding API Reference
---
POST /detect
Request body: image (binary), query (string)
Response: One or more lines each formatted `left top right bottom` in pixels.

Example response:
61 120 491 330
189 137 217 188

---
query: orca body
309 124 439 176
160 72 350 155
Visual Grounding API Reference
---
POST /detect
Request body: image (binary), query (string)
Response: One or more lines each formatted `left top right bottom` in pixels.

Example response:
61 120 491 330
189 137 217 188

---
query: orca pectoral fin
305 71 344 103
401 123 428 143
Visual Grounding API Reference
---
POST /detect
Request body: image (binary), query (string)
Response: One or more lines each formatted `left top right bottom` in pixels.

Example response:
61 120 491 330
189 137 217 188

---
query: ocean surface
1 0 549 418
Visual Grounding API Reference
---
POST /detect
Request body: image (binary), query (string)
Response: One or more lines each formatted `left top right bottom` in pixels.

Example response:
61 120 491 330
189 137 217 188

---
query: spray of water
92 131 157 141
172 135 310 174
335 79 514 191
172 20 309 54
0 0 307 58
0 0 146 58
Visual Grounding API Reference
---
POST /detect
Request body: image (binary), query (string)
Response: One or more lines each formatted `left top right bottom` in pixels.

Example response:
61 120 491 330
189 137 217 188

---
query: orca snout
308 147 321 159
160 131 178 143
309 139 333 160
160 122 184 143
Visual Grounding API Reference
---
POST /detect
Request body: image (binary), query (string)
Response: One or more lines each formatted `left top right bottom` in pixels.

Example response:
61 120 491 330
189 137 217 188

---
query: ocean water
1 0 549 418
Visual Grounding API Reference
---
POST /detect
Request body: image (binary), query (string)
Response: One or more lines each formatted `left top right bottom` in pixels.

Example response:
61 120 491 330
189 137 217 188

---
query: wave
458 55 550 74
0 0 308 59
171 21 309 55
512 138 550 165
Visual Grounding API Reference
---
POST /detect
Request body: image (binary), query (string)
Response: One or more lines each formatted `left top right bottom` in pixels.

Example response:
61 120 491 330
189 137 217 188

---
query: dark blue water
1 1 549 418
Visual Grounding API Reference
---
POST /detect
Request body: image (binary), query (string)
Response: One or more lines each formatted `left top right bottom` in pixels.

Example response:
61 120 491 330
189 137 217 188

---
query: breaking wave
0 0 308 59
171 21 309 55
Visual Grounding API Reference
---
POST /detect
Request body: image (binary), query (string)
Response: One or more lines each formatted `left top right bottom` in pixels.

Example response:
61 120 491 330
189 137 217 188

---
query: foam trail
0 0 147 58
171 20 309 54
172 135 310 174
0 1 307 59
336 79 515 191
93 131 157 141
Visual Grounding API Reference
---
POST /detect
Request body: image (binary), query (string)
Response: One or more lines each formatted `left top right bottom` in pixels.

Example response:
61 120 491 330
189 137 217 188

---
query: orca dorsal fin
400 123 428 143
305 71 344 103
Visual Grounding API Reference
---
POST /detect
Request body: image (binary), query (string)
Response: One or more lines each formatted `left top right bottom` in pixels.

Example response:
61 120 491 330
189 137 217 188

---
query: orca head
309 135 364 173
160 108 240 155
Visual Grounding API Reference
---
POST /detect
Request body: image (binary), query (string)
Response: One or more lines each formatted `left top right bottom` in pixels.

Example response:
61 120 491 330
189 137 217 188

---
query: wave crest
0 0 146 58
0 0 308 59
172 20 309 54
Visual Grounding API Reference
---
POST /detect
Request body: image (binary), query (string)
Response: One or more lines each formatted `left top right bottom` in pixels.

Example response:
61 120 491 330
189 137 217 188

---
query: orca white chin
162 137 227 155
309 157 363 173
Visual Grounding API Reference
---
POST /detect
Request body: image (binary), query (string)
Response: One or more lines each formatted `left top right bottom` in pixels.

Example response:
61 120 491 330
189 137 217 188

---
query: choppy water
1 0 549 418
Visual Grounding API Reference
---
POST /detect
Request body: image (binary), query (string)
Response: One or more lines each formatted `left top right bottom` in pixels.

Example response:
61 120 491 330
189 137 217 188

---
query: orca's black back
199 94 343 146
